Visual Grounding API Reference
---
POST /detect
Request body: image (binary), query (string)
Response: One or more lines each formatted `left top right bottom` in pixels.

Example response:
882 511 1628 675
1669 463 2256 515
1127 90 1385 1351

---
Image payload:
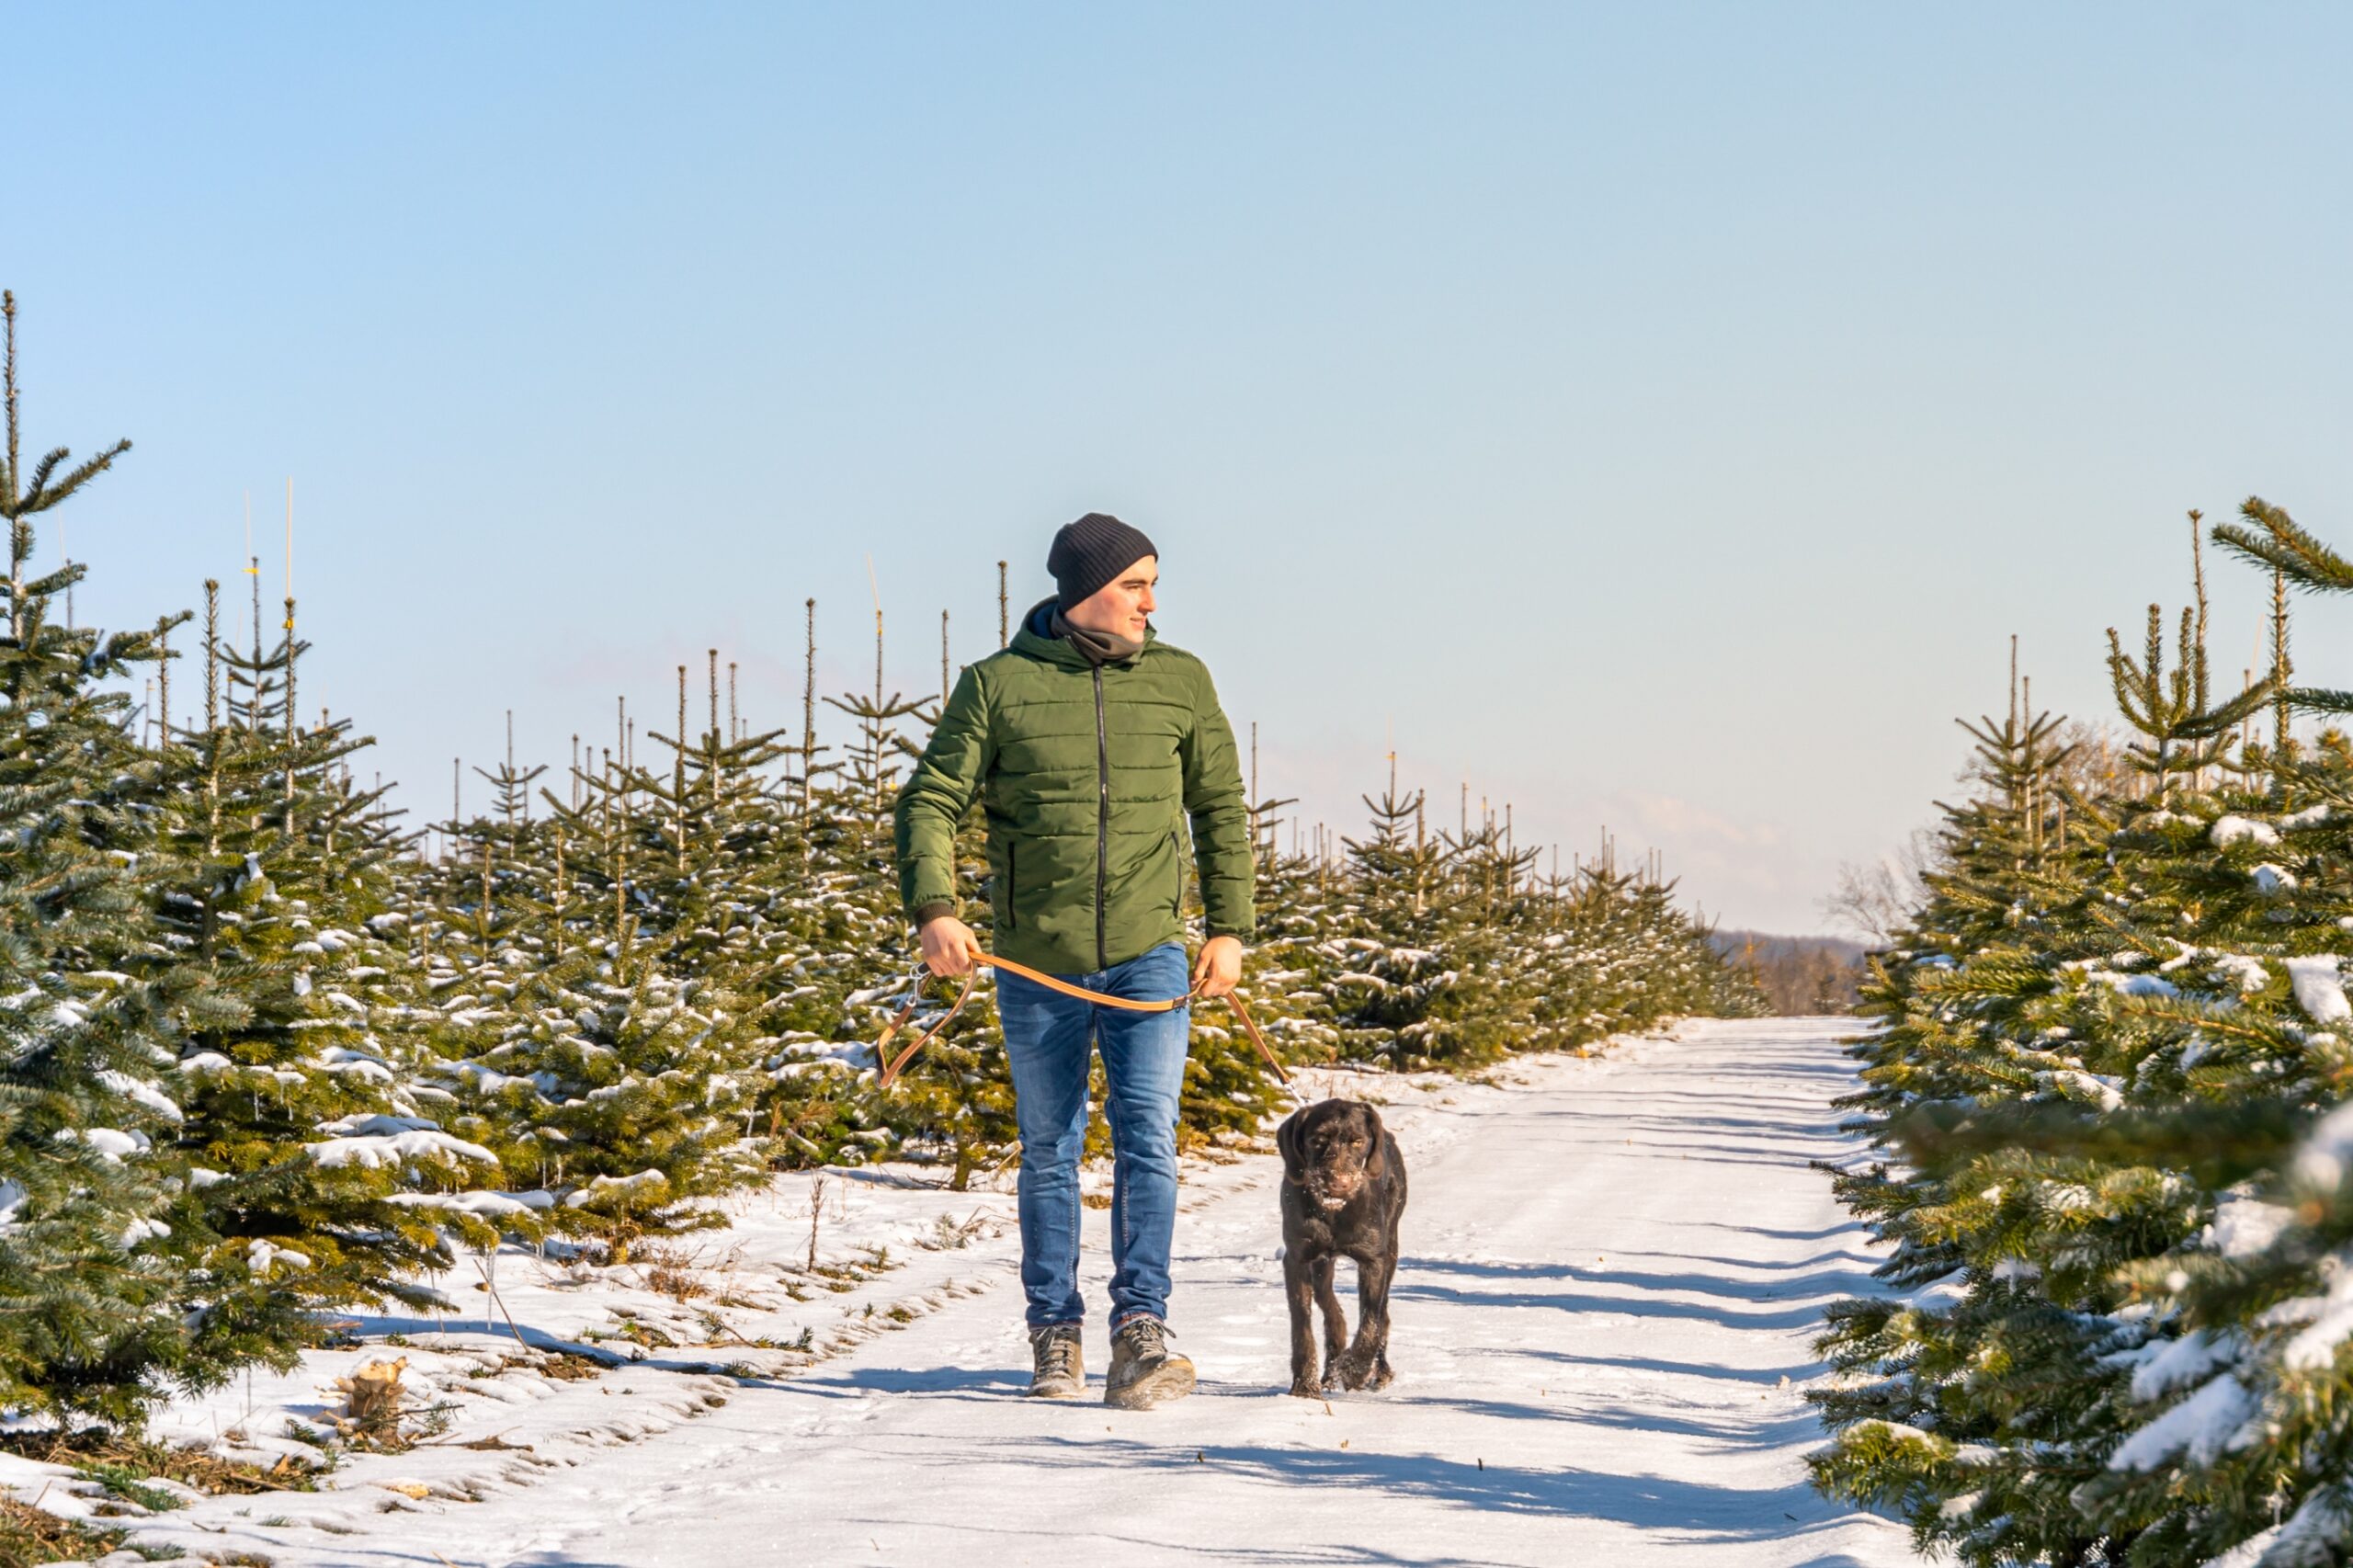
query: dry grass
534 1350 608 1382
0 1496 123 1567
642 1264 706 1301
0 1429 321 1496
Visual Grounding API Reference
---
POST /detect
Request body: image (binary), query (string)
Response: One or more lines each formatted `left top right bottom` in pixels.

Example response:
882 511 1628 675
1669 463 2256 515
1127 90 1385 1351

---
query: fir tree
0 291 204 1422
153 582 488 1358
1809 519 2325 1568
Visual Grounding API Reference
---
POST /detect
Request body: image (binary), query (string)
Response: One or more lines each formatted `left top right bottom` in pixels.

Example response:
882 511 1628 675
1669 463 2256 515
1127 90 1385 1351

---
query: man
894 512 1254 1411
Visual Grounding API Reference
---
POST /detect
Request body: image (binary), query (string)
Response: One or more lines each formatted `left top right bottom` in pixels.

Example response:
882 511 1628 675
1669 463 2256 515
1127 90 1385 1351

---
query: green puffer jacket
894 598 1255 975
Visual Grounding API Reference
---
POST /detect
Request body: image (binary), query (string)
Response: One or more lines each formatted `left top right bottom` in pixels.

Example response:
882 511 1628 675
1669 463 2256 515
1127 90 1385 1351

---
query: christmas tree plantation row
1812 503 2353 1567
0 295 1759 1428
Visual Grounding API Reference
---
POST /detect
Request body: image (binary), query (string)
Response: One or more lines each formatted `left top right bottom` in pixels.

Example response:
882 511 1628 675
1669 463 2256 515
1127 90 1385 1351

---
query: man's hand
1192 935 1244 999
920 915 984 977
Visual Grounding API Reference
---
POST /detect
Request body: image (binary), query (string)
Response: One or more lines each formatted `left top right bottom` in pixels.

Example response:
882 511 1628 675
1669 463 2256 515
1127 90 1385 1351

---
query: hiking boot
1104 1316 1195 1411
1028 1322 1085 1398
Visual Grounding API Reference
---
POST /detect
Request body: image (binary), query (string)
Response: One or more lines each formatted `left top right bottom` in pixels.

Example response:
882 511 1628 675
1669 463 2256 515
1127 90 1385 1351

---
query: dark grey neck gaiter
1050 607 1144 666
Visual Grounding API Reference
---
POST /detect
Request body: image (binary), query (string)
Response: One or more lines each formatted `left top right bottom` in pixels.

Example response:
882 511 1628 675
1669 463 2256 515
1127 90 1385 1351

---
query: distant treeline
1711 930 1866 1015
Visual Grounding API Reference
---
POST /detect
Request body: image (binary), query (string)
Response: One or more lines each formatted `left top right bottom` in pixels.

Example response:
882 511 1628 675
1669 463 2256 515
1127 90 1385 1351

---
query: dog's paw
1286 1379 1324 1400
1361 1360 1394 1392
1334 1348 1384 1391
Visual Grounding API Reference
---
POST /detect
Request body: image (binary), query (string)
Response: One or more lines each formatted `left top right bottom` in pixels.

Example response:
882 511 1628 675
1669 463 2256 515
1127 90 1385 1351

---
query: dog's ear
1360 1104 1387 1181
1276 1108 1305 1182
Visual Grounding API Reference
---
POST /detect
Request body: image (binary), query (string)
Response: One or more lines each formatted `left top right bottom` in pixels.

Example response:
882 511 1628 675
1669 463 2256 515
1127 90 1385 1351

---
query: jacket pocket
1005 842 1017 932
1169 829 1184 921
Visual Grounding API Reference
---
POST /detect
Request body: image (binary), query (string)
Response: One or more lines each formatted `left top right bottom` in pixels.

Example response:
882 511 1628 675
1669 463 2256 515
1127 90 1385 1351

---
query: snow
2210 954 2271 994
304 1128 498 1169
565 1169 668 1207
318 1113 441 1137
2108 1373 2257 1471
388 1189 556 1218
2252 864 2299 895
2279 1256 2353 1372
2129 1329 2237 1400
57 1126 147 1160
30 1018 1915 1567
2293 1100 2353 1191
97 1067 183 1120
247 1238 313 1277
2209 1197 2296 1259
119 1215 170 1247
2265 1488 2351 1563
314 1046 396 1081
2086 969 2180 999
2286 956 2350 1026
2212 815 2282 847
2041 1067 2124 1110
0 1180 21 1227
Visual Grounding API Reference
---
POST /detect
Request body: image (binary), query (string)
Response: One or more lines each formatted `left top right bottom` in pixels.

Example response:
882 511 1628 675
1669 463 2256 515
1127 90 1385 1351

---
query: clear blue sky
14 4 2352 931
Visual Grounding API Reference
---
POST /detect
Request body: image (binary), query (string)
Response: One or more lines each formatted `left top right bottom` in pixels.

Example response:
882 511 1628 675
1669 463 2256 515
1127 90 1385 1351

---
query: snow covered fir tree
1813 506 2353 1567
0 294 1759 1433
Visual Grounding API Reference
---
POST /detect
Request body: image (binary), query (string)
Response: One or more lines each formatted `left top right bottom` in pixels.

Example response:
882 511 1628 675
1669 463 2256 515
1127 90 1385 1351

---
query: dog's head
1278 1098 1387 1211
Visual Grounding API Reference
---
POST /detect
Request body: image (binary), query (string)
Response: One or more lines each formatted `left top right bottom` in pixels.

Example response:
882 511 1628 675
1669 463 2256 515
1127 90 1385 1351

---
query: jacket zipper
1170 828 1184 919
1094 664 1109 971
1006 842 1016 932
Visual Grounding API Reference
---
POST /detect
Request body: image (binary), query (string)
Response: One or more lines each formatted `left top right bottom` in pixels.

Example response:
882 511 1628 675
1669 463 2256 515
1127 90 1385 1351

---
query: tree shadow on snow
1456 1344 1824 1387
984 1434 1874 1543
1391 1278 1839 1333
1542 1396 1828 1452
1358 1389 1826 1452
724 1515 1532 1568
796 1363 1029 1398
1690 1221 1853 1244
335 1312 799 1390
1402 1256 1882 1312
1568 1244 1883 1276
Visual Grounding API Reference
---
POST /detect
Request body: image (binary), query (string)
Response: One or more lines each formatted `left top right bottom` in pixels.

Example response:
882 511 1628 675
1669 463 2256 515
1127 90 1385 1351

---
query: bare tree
1820 826 1940 946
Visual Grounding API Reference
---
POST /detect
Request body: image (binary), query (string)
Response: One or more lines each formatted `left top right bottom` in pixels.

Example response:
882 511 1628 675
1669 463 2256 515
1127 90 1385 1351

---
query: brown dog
1277 1097 1406 1396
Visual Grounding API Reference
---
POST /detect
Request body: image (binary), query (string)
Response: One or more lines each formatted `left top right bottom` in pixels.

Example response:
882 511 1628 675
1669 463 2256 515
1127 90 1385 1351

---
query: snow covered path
252 1017 1915 1567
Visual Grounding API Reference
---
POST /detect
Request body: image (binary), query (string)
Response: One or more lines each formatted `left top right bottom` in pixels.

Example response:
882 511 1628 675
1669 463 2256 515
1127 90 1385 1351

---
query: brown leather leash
869 949 1292 1096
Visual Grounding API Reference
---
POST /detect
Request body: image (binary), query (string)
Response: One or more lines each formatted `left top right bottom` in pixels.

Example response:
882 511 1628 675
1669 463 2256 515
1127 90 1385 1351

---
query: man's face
1066 554 1157 642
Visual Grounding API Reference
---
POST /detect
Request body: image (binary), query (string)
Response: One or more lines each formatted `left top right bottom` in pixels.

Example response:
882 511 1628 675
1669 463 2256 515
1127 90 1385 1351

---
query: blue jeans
997 940 1190 1331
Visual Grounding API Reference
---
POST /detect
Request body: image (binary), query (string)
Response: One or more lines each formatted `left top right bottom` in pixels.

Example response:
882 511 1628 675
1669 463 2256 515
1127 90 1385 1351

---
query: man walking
894 513 1255 1410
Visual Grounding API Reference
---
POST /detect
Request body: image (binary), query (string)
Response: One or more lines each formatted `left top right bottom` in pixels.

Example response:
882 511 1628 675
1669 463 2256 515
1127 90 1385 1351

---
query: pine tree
426 714 771 1256
0 292 206 1422
151 581 490 1359
1808 519 2325 1567
1326 778 1523 1069
1222 832 1347 1070
815 613 970 1169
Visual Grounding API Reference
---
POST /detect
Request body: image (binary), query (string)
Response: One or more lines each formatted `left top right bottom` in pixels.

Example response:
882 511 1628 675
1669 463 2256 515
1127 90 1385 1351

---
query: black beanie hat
1048 513 1159 610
